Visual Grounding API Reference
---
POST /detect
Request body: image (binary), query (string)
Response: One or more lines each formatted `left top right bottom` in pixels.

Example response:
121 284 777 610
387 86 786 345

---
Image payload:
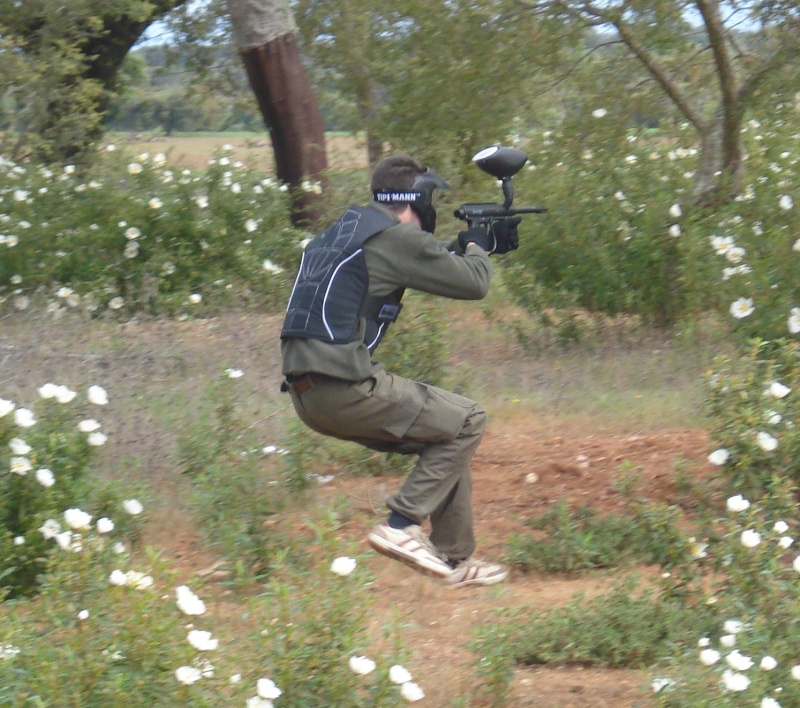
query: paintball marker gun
454 146 547 229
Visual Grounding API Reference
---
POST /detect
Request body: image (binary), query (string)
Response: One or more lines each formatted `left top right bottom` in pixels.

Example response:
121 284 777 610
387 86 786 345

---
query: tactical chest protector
281 205 404 354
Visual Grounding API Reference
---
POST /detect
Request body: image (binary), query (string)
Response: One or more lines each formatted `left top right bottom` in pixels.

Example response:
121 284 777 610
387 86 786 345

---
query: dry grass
111 133 370 171
0 305 722 502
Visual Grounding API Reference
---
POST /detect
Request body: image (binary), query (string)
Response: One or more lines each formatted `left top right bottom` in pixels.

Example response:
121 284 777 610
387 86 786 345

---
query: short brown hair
370 154 425 193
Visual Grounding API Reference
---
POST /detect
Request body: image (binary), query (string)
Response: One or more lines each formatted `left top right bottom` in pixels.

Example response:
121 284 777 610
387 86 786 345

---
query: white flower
789 307 800 335
724 620 744 634
400 681 425 702
195 195 209 208
779 536 794 549
726 649 754 671
13 536 24 546
774 521 789 534
39 519 61 539
349 655 376 675
54 531 74 551
246 698 273 708
721 669 750 691
741 529 761 548
113 541 126 554
225 368 244 379
792 664 800 680
14 408 36 427
175 666 202 685
730 297 754 319
262 259 284 274
64 508 92 530
10 457 31 476
88 431 107 446
245 218 258 233
176 585 206 616
668 224 681 237
78 419 101 433
779 195 793 210
720 634 736 647
188 630 219 651
708 447 731 466
756 431 778 452
54 386 77 403
726 246 746 263
700 648 721 665
766 410 782 425
761 697 782 708
669 204 682 218
109 296 124 310
109 569 128 586
727 495 750 512
256 678 282 699
96 517 114 534
689 538 708 559
592 108 608 118
189 293 202 304
0 399 14 417
38 382 59 398
35 468 55 487
330 556 357 576
768 381 791 399
123 499 143 515
148 197 163 210
760 656 778 670
230 674 242 684
128 163 143 175
9 438 31 455
698 637 711 648
88 385 108 405
390 665 413 684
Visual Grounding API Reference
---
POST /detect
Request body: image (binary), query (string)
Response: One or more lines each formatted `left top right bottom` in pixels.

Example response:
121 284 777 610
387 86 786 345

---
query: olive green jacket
280 202 493 381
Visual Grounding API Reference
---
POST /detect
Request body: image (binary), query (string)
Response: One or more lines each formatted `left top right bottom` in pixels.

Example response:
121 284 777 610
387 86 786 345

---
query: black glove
489 217 522 255
457 225 493 253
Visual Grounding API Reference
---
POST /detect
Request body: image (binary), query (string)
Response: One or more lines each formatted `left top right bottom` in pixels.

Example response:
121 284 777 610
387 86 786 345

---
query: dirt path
153 419 711 706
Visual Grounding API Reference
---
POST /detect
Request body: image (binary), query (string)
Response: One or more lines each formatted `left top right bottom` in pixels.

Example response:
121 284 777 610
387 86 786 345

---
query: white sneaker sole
446 568 510 588
367 531 452 579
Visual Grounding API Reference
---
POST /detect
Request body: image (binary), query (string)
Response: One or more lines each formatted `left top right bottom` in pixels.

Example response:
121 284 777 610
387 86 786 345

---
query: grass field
109 131 370 171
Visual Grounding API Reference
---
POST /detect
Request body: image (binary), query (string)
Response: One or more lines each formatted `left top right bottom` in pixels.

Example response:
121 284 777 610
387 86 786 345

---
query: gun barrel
454 203 547 220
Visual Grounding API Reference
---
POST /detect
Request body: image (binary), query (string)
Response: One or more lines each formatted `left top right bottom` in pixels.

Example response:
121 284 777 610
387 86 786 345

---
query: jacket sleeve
365 223 493 300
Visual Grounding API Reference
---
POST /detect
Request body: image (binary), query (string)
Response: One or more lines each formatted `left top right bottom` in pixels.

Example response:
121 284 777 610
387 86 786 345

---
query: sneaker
444 557 509 587
367 523 452 579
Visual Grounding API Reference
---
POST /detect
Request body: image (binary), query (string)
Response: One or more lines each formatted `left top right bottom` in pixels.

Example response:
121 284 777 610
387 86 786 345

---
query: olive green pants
287 368 487 560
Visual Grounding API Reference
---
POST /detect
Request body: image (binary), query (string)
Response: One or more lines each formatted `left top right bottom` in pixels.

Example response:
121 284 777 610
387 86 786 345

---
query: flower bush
0 146 308 317
0 383 143 597
505 104 800 335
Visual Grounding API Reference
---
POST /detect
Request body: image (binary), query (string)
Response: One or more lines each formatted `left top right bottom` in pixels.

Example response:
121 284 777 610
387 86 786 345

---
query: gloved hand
457 225 493 253
489 217 522 255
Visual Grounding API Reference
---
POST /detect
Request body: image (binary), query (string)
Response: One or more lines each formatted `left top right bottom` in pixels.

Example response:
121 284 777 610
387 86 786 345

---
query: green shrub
505 106 800 333
474 575 714 671
705 339 800 499
0 384 143 597
0 146 307 317
505 492 689 574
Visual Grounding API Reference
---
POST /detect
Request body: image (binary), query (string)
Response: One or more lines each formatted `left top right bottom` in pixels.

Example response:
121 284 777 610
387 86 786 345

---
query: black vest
280 205 404 354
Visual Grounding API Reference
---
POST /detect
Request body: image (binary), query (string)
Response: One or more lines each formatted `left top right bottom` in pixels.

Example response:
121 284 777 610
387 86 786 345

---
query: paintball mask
372 167 450 233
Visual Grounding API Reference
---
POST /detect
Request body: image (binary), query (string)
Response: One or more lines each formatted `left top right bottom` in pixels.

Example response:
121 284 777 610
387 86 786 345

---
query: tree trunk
359 78 384 166
228 0 327 226
692 110 745 206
